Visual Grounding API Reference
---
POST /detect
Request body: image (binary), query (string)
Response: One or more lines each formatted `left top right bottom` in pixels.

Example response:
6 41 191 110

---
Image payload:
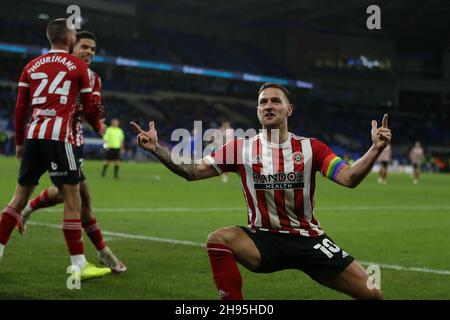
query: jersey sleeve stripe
92 91 101 96
18 82 29 87
80 87 93 93
204 155 223 174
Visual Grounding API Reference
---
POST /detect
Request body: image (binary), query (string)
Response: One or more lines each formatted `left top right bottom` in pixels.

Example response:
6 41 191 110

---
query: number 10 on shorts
313 238 341 258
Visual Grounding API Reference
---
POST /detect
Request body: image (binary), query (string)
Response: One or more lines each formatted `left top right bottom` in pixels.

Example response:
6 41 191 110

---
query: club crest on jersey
292 151 304 165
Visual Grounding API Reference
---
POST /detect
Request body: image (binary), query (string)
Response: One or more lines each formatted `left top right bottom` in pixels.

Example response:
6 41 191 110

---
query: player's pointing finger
130 121 144 134
371 120 377 134
149 121 155 131
382 114 388 128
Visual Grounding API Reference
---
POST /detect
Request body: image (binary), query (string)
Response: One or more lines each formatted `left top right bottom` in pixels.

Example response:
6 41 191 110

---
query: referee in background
102 118 125 179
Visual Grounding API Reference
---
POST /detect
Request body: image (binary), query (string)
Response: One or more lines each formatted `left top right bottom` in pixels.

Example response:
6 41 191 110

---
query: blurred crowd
1 84 449 171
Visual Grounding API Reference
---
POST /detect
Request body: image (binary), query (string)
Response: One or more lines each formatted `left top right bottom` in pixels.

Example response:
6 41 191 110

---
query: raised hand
130 120 158 152
371 114 392 150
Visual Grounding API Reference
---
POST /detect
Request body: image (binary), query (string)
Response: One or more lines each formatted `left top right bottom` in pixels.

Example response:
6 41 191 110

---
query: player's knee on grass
369 288 383 300
354 286 383 300
324 261 383 300
351 269 383 300
356 271 383 300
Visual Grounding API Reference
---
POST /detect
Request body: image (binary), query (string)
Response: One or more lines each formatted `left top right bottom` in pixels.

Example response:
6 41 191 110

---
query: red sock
62 219 84 255
207 243 243 300
29 189 56 210
0 206 21 245
82 218 106 251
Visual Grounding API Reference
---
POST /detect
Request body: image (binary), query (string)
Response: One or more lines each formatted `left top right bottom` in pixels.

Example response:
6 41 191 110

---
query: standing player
409 141 424 184
131 82 391 300
377 144 392 184
0 19 110 280
19 31 127 273
101 118 125 179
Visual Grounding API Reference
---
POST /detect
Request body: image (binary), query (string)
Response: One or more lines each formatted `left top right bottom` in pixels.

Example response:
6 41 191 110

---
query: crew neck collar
259 132 292 148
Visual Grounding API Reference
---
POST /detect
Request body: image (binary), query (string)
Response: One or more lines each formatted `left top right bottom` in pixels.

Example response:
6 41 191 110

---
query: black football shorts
105 148 121 161
18 139 81 187
241 226 354 283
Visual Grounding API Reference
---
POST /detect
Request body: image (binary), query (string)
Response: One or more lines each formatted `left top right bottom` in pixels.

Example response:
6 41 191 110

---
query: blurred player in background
377 144 392 184
410 141 424 184
101 118 125 179
0 19 110 279
19 31 126 273
131 82 391 300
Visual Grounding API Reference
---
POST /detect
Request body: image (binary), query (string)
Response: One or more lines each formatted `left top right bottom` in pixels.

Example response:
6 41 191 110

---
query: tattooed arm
130 121 218 181
152 144 218 181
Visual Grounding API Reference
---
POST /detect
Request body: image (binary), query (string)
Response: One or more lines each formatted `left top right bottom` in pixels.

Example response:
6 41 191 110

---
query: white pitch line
28 221 204 247
359 261 450 276
28 221 450 276
37 205 450 213
39 207 244 213
318 205 450 212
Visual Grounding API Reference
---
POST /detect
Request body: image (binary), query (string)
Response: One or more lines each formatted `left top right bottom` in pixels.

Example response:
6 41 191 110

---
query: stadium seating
0 4 448 170
1 81 448 170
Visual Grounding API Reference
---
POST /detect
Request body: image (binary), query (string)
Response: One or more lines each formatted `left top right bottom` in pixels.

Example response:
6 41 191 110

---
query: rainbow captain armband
322 155 348 182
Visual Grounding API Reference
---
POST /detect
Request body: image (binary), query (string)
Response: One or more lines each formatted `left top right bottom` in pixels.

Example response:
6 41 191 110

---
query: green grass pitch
0 156 449 299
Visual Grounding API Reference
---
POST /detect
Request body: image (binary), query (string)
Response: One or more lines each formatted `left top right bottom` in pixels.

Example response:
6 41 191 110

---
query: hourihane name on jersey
27 55 77 74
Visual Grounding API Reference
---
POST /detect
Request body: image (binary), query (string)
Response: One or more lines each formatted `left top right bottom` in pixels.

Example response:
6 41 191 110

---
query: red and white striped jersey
72 69 102 147
15 49 94 146
205 133 348 237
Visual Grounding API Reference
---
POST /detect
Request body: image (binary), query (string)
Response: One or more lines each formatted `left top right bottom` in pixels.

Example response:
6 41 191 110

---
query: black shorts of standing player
241 227 354 284
412 163 419 170
380 161 389 169
105 148 121 161
18 139 81 188
74 145 86 183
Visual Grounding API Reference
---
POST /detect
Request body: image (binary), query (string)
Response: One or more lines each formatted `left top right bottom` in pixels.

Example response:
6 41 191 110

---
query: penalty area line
28 221 450 276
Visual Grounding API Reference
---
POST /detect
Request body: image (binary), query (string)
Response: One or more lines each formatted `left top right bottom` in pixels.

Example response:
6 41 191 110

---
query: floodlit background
0 0 449 299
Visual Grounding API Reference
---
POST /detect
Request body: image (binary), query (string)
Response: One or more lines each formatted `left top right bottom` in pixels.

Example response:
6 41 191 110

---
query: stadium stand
1 0 449 172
